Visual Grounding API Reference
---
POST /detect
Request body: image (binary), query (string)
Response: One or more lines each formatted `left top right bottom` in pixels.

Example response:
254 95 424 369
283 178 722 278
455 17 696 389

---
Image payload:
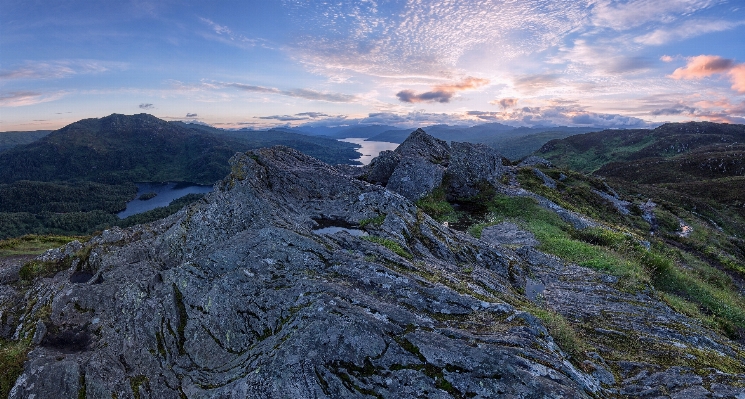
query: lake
339 138 399 165
117 182 213 219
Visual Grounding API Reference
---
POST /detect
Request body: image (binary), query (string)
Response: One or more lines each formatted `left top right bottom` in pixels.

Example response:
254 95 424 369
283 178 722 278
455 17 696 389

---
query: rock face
2 131 744 398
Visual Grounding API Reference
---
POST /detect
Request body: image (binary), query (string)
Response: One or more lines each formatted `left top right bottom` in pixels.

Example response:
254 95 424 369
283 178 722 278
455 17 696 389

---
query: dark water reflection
117 182 213 219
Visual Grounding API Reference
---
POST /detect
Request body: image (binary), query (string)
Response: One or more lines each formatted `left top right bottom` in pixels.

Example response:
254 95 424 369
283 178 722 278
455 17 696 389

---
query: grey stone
446 141 506 199
394 128 450 165
386 157 445 201
480 222 539 247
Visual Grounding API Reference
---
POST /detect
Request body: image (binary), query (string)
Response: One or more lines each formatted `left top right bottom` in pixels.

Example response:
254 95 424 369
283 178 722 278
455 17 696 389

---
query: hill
0 114 361 239
0 114 360 185
537 121 745 236
0 130 52 152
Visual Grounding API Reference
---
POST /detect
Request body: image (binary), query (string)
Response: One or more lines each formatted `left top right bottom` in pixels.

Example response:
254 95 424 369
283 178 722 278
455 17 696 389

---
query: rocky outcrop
359 129 505 202
2 134 744 398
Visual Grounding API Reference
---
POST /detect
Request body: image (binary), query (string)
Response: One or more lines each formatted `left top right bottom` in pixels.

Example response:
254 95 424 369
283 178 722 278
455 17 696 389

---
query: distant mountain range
0 114 361 238
0 114 361 185
0 130 52 152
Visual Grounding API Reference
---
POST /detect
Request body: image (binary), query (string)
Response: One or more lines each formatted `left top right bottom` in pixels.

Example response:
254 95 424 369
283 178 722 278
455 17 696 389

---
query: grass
446 185 745 339
359 214 386 228
0 234 81 257
414 187 459 223
0 338 29 398
362 236 413 260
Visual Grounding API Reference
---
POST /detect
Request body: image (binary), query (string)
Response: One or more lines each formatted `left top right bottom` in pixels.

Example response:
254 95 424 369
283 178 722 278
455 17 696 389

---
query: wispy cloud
513 74 560 94
222 82 358 102
288 0 593 78
592 0 717 30
635 19 744 45
186 113 197 117
139 103 154 110
257 112 331 122
199 17 262 49
396 77 489 103
0 91 66 107
0 60 126 80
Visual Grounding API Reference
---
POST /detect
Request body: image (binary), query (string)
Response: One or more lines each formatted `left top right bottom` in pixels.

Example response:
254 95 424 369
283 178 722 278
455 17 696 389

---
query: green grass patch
530 306 588 360
359 214 386 228
415 187 459 223
0 338 29 398
362 236 413 260
0 234 81 257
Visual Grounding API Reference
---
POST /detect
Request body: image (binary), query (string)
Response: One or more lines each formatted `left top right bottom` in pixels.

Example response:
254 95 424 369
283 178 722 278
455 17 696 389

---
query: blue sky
1 0 744 131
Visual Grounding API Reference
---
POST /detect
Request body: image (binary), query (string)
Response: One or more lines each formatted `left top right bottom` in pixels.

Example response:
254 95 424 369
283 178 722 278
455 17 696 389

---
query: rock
480 222 539 247
533 168 557 189
446 142 506 199
361 149 400 185
592 189 631 215
386 157 445 201
394 128 450 165
519 156 554 168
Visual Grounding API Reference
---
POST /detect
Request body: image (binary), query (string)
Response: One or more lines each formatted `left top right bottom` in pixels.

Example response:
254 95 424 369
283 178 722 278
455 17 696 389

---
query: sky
1 0 745 131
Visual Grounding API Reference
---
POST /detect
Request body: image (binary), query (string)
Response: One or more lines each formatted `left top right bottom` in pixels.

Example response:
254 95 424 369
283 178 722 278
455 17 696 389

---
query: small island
138 192 157 201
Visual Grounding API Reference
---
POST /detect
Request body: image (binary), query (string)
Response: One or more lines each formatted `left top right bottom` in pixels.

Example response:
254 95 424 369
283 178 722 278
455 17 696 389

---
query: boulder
447 141 506 198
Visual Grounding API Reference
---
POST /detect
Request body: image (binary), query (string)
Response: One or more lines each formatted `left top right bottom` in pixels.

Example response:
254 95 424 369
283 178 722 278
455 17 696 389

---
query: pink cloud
669 55 745 94
397 77 489 103
729 65 745 93
669 55 735 79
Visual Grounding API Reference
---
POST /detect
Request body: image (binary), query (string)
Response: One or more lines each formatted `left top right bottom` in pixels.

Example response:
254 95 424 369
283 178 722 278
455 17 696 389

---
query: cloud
139 103 154 110
396 77 489 103
635 19 744 46
287 0 593 78
490 98 519 109
592 0 716 30
651 105 697 116
0 91 66 107
730 65 745 93
660 55 675 62
257 112 331 122
550 40 653 75
186 113 197 117
467 104 650 128
670 55 735 79
0 60 126 80
258 115 310 121
199 18 259 49
223 82 358 102
513 74 559 94
295 112 329 118
669 55 745 93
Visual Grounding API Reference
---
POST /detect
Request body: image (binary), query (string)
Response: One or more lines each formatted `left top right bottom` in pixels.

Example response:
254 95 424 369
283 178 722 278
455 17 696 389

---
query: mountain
2 130 743 398
0 114 361 186
0 130 52 152
537 121 745 235
0 114 362 239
